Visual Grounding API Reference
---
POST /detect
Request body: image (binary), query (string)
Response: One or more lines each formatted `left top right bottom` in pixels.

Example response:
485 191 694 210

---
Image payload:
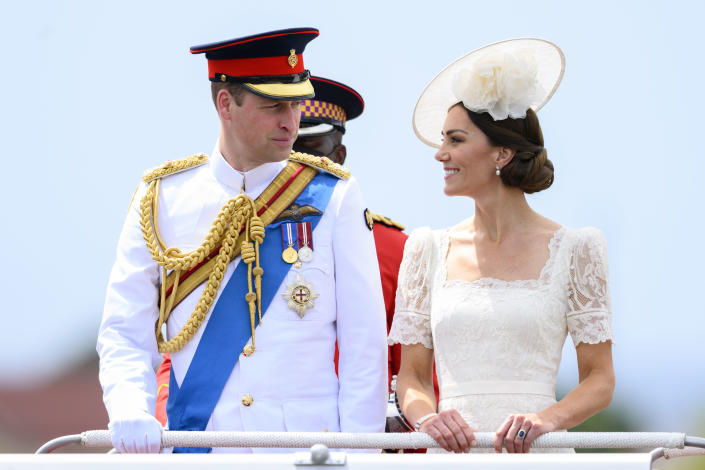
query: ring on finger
517 429 527 439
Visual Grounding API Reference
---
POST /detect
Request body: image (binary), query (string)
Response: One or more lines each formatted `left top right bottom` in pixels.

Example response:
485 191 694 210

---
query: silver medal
298 245 314 263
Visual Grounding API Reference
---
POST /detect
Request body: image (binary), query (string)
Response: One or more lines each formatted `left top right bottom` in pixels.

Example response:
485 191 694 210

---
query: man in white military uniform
97 27 387 454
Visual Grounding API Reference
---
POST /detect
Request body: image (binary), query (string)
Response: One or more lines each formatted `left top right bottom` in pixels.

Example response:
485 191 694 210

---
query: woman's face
435 104 500 197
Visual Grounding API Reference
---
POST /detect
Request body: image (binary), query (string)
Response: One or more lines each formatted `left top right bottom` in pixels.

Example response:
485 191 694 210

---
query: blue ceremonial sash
166 172 337 453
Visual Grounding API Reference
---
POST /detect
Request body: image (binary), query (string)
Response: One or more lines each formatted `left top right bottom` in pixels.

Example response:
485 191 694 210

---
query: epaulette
142 153 209 183
289 152 350 180
370 211 405 231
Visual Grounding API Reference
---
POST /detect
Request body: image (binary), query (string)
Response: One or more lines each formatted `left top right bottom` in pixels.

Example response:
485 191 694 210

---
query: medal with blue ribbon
281 223 298 264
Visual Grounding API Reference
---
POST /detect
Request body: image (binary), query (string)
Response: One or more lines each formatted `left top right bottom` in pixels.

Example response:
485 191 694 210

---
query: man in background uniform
97 29 387 454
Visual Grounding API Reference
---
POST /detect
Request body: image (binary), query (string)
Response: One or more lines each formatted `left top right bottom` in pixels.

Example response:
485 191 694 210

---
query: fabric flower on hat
451 51 544 121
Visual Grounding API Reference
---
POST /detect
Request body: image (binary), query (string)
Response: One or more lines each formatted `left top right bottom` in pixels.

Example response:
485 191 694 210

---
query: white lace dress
388 227 613 453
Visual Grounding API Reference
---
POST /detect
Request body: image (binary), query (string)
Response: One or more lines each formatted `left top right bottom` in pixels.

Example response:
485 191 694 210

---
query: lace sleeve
388 227 435 349
567 227 614 346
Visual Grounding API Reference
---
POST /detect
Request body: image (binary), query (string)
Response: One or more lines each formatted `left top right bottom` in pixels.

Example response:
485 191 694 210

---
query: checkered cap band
301 100 346 124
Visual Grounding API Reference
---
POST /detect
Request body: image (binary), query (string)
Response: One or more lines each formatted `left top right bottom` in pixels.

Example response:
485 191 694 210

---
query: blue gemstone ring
517 430 527 439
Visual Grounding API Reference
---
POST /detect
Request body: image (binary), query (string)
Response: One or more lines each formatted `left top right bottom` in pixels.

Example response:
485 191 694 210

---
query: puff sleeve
388 227 435 349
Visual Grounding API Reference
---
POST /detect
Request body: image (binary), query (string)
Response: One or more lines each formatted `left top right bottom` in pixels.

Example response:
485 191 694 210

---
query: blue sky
1 0 703 434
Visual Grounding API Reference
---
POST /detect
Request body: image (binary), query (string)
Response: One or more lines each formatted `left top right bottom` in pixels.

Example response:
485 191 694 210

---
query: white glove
108 411 163 453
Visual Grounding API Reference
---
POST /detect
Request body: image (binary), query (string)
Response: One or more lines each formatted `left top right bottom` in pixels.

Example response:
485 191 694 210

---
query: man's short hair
211 82 247 107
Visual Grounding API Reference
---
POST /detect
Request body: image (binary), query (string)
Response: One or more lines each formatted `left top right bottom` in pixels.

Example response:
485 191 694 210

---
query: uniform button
241 394 254 406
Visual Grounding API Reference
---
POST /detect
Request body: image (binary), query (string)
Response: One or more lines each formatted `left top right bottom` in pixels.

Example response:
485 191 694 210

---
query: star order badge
283 273 319 318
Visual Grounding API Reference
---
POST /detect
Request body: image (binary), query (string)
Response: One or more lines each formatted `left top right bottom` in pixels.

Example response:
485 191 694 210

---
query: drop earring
495 165 500 176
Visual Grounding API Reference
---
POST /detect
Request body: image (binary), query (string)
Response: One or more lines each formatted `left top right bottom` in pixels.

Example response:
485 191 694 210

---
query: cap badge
288 49 298 68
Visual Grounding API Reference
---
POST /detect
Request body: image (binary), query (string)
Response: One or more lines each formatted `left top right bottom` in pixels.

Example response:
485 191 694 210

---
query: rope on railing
77 430 688 450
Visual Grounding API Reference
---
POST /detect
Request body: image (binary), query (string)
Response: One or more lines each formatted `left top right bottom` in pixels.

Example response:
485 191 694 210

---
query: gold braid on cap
140 154 265 353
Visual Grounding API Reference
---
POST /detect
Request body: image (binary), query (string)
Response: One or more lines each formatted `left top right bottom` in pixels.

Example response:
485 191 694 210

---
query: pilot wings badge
283 273 319 318
273 203 322 223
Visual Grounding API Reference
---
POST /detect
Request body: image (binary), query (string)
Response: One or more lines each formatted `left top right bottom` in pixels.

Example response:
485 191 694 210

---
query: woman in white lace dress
388 39 615 454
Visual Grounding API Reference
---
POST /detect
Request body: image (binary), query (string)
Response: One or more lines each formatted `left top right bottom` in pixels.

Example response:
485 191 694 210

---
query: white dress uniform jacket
97 146 388 453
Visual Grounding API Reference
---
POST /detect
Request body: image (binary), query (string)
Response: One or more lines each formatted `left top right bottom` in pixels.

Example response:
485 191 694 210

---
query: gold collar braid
140 179 264 353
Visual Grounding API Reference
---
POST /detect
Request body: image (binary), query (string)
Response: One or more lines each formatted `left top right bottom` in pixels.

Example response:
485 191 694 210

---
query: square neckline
439 227 566 289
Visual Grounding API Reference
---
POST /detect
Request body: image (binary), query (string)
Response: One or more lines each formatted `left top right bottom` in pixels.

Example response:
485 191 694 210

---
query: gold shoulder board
370 212 405 231
289 152 350 180
142 153 209 183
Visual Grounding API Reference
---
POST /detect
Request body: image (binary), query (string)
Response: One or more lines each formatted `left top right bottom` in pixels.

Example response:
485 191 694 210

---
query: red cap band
208 54 304 79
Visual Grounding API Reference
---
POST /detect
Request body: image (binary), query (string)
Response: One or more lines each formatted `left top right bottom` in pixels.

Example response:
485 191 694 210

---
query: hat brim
297 122 336 137
243 79 314 100
412 38 565 148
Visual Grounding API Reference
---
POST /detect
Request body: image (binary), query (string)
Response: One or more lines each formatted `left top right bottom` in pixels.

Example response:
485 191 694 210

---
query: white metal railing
35 430 705 455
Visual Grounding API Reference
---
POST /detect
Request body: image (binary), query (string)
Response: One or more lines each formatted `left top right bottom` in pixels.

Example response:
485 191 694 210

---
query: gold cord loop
250 216 265 242
248 204 265 325
241 241 256 264
141 183 265 353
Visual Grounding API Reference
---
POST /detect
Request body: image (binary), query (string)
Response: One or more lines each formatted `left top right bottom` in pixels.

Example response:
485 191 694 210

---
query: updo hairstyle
463 105 554 194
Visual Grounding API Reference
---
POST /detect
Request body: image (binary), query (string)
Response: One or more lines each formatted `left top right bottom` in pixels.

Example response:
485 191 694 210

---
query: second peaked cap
299 76 364 136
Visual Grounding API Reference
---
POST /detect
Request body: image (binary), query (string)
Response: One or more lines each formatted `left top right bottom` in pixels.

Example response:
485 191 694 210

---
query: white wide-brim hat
412 38 565 148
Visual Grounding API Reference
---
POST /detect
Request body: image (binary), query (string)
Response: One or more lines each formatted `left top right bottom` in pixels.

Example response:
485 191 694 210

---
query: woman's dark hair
461 105 554 194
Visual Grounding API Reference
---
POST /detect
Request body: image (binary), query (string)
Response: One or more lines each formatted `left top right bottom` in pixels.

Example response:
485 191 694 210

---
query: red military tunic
371 217 410 391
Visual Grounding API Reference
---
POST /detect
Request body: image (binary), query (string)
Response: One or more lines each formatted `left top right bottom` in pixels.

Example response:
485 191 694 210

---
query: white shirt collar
210 141 286 197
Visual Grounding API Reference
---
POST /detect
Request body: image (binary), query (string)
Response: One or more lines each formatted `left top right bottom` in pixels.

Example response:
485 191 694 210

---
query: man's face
227 91 301 166
295 132 346 165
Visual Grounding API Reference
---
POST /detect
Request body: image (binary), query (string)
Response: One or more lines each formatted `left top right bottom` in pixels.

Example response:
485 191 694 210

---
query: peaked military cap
190 27 319 100
298 76 364 136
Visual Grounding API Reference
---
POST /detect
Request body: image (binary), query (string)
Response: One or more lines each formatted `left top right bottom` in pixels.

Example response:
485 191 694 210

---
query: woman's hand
493 413 557 453
419 409 477 453
491 343 614 454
